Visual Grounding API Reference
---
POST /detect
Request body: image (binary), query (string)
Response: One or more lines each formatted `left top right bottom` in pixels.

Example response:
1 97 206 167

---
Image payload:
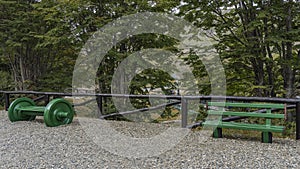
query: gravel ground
0 110 300 169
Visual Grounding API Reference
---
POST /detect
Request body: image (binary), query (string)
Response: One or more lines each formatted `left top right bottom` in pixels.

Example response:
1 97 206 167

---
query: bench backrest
207 102 287 120
207 102 285 109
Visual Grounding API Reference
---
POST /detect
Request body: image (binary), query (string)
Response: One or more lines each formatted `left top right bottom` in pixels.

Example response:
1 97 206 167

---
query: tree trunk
19 55 26 90
283 2 295 98
250 57 265 97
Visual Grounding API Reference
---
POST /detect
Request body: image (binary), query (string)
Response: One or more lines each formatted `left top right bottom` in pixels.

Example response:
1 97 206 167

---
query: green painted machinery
8 97 74 127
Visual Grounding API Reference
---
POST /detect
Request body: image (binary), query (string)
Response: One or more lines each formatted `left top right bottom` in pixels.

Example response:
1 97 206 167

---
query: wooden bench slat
207 102 285 109
203 121 284 133
207 110 285 119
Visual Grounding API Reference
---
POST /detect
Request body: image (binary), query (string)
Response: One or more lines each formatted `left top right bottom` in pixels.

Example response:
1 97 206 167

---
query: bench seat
207 110 285 119
203 121 284 133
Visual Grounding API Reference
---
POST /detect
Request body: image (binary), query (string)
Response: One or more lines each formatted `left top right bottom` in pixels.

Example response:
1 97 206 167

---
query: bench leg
213 128 222 138
261 132 272 143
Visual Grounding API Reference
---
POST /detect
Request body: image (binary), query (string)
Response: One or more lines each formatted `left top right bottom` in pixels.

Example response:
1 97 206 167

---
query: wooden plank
207 110 285 119
207 102 285 109
203 121 284 133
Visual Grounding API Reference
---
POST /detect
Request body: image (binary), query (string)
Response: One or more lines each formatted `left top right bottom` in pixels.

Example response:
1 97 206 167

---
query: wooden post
181 98 188 128
45 95 50 105
296 101 300 140
4 93 9 111
96 96 103 117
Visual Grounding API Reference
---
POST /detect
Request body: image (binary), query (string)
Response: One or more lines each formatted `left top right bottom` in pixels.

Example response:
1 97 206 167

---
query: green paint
8 97 74 127
205 102 285 143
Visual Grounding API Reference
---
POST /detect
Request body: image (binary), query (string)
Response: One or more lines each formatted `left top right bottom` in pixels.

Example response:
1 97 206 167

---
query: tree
180 0 300 97
0 0 92 91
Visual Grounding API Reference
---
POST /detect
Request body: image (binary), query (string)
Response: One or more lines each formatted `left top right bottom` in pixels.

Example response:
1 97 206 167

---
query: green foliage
130 68 176 95
0 0 181 93
1 0 300 131
96 33 179 114
180 0 300 97
0 0 78 91
0 71 13 90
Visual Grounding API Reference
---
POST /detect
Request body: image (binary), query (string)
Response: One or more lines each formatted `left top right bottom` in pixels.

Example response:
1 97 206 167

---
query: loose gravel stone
0 110 300 168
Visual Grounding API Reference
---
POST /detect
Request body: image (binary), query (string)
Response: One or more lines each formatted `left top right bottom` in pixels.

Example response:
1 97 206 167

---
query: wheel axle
8 97 74 127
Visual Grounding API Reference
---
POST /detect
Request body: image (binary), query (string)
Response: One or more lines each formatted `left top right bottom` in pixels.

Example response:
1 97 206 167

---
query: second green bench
203 102 286 143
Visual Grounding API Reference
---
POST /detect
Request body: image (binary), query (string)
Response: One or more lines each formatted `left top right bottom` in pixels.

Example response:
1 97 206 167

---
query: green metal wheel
8 97 36 122
44 98 74 127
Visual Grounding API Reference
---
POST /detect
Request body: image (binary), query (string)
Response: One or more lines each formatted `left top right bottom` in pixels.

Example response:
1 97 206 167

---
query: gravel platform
0 110 300 168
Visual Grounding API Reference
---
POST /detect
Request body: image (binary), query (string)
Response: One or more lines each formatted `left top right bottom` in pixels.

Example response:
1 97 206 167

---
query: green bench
203 102 287 143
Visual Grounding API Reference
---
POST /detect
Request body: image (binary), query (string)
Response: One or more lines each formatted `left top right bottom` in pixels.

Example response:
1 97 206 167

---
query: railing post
45 95 50 105
96 96 103 117
181 98 188 128
296 101 300 140
4 93 9 111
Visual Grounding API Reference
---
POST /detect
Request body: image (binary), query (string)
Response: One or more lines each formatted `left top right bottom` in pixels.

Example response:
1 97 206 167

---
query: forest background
1 0 300 99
